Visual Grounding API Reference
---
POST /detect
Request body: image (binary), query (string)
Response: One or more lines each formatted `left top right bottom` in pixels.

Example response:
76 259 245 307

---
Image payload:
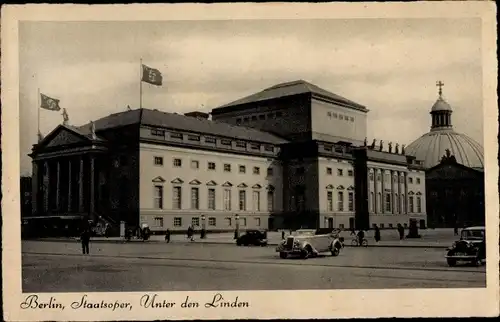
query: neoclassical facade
29 80 427 233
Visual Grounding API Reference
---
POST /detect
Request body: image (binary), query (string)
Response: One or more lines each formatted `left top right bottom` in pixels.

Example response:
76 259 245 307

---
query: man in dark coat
81 228 91 255
374 224 381 243
397 224 405 240
165 229 171 243
357 230 365 246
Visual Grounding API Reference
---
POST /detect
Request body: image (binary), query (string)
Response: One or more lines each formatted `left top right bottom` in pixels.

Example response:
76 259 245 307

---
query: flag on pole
141 64 163 86
40 93 61 111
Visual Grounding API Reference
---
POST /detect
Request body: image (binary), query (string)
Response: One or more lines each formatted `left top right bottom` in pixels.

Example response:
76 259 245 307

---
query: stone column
380 169 385 214
31 161 39 215
78 157 84 212
390 170 394 214
404 172 408 214
398 172 402 214
90 156 95 216
68 159 72 212
367 167 371 213
44 161 50 212
55 161 61 211
373 168 378 214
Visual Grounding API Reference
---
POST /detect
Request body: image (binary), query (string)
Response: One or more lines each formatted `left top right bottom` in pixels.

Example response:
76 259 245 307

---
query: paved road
22 241 486 292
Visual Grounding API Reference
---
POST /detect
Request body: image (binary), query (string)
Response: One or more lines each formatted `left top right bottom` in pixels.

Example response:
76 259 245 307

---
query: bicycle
351 238 368 247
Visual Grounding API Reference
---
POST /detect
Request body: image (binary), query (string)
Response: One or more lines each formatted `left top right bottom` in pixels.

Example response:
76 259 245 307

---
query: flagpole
140 58 143 109
37 88 40 142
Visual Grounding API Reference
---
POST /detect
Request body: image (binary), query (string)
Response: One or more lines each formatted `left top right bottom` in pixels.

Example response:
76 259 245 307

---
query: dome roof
406 130 484 169
431 97 452 112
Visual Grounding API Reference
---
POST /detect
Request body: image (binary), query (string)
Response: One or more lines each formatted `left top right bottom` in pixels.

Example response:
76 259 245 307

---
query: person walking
374 224 381 244
356 229 365 246
80 228 91 255
281 230 285 240
397 224 405 240
165 229 171 243
187 225 194 241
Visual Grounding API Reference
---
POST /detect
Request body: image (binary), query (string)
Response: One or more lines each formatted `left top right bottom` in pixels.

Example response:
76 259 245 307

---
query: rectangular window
226 217 232 227
205 137 216 144
154 156 163 166
151 129 165 137
172 186 182 209
208 217 216 226
385 193 391 212
221 139 232 146
154 217 164 227
224 189 232 211
236 141 246 148
267 167 273 176
170 132 183 139
416 197 422 212
348 170 354 177
327 191 333 211
208 188 216 210
191 160 199 169
224 164 231 172
251 115 257 121
337 169 343 176
253 191 260 211
173 158 182 167
264 145 274 152
409 196 414 213
239 190 246 211
241 217 247 226
250 144 260 150
255 218 261 226
239 165 246 174
154 185 164 209
191 188 199 210
326 167 332 175
389 223 393 228
348 192 354 211
350 117 354 122
192 217 199 227
253 167 260 175
267 191 274 212
324 145 332 151
409 177 413 184
173 217 182 227
208 162 216 171
337 192 344 211
416 178 421 184
188 134 200 141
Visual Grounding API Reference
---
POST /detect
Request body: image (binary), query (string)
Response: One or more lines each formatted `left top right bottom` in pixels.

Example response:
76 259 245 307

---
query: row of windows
368 192 422 213
369 172 421 184
155 216 262 228
326 167 354 177
150 129 274 152
154 157 275 176
327 111 355 122
326 191 355 212
154 185 275 212
235 111 284 125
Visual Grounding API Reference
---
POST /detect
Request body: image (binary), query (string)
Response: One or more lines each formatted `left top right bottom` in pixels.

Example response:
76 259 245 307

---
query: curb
26 238 449 249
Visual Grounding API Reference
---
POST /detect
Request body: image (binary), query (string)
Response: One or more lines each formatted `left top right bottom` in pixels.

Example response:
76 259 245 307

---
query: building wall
139 142 283 232
310 98 368 144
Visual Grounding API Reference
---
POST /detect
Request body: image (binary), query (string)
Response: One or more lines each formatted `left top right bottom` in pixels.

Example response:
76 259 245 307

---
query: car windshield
293 230 316 236
461 229 485 240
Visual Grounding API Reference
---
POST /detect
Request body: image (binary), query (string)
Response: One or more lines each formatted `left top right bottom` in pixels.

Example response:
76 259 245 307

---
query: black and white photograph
2 2 498 320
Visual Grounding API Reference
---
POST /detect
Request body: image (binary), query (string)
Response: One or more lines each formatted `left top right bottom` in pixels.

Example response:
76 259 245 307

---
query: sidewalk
32 228 457 249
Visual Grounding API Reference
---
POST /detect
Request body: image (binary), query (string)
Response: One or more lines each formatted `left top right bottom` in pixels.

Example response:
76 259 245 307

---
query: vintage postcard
1 2 499 320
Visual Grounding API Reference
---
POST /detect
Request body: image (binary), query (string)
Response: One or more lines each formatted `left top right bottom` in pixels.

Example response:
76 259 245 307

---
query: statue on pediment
370 139 376 149
388 142 393 153
395 143 400 154
62 108 69 126
445 148 451 158
401 144 406 155
379 140 384 151
364 137 368 146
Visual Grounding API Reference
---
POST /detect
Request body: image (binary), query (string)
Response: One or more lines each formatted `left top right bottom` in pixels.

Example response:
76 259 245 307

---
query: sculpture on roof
364 137 367 147
445 148 451 158
61 108 69 126
126 105 132 111
401 144 406 155
379 140 384 151
90 121 97 140
388 142 393 153
395 143 400 154
370 139 376 149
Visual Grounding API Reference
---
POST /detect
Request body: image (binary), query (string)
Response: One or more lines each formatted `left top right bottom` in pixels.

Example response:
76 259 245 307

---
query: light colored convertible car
276 228 345 259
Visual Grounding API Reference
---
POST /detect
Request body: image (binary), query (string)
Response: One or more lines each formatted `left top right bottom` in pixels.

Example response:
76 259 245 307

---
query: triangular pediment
222 181 233 187
326 184 334 189
206 180 218 186
171 178 184 184
252 184 262 189
40 125 90 149
408 191 415 195
189 179 201 185
152 176 166 183
416 192 422 196
336 185 345 190
237 183 248 188
347 185 354 191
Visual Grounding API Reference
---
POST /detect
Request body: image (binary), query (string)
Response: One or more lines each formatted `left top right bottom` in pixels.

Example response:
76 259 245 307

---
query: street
22 240 486 292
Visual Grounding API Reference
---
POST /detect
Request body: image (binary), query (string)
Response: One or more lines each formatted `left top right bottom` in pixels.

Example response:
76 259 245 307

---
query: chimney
184 111 209 120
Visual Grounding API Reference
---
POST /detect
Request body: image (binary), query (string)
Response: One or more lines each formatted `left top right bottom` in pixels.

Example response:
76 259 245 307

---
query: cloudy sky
19 18 483 175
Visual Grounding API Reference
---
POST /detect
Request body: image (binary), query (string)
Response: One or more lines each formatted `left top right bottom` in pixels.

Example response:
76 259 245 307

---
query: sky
19 19 483 175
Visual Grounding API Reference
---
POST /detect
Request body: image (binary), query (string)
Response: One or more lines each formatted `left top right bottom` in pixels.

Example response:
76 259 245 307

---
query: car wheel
351 239 358 246
361 239 368 247
447 258 457 267
279 252 288 259
473 257 482 267
331 247 340 257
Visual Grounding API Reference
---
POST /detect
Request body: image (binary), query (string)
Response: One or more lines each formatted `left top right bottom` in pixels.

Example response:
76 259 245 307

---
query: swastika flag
40 93 61 111
141 64 163 86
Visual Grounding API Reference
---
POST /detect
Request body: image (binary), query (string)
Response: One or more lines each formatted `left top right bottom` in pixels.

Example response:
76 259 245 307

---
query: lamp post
201 214 206 239
234 214 240 240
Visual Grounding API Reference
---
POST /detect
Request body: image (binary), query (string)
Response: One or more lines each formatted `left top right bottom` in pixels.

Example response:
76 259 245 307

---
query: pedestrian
454 225 458 236
356 229 365 246
165 229 171 243
374 224 381 244
80 228 90 255
187 225 194 241
281 230 285 240
397 224 405 240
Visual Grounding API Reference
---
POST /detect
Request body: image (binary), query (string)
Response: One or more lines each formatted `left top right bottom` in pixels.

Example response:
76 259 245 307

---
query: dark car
236 229 268 246
445 226 485 267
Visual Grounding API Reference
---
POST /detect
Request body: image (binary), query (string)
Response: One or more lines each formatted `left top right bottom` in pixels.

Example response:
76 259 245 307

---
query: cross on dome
436 80 444 97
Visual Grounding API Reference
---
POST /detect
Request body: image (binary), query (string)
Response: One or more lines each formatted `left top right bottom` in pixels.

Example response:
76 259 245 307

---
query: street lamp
201 214 206 239
234 214 240 239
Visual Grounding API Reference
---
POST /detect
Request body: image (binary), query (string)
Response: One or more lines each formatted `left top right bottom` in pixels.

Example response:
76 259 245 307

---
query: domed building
406 82 484 170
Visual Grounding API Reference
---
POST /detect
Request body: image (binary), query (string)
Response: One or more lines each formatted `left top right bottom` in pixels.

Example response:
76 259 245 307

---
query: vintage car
236 229 268 246
445 226 486 267
276 228 344 259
